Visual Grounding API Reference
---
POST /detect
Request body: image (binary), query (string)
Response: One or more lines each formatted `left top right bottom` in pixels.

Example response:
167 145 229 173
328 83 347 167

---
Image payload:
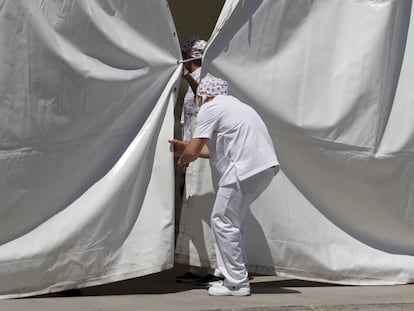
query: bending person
169 76 279 296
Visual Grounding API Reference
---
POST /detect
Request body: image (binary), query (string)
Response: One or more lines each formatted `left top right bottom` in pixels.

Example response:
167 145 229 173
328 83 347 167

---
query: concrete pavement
1 265 414 310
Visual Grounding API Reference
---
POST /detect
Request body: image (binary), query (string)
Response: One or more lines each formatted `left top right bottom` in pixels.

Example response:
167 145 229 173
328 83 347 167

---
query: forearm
184 73 199 95
177 138 209 168
180 144 209 163
180 139 203 161
179 150 199 163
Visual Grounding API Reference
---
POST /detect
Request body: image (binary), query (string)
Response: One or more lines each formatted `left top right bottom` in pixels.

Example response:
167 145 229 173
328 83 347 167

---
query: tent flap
176 0 414 285
0 0 181 299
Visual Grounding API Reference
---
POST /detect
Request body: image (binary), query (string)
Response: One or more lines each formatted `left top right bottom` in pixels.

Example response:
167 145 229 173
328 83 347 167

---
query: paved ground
1 265 414 311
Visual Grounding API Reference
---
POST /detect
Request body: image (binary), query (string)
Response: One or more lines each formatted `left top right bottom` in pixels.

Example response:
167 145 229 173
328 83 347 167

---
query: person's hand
182 66 190 79
177 156 189 170
168 139 187 154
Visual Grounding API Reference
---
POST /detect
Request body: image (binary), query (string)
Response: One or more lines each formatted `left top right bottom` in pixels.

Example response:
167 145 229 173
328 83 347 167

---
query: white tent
177 0 414 285
0 0 180 298
1 0 414 299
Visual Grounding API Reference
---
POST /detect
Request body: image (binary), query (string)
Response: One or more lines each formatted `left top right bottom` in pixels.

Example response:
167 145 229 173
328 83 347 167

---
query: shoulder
197 102 215 117
212 95 245 109
215 95 241 103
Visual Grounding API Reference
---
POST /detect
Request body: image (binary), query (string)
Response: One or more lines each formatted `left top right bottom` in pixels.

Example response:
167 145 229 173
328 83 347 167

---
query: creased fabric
0 0 181 298
176 0 414 285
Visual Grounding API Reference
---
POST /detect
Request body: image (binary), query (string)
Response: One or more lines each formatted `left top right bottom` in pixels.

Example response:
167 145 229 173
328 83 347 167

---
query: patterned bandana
189 40 207 58
197 76 228 98
183 36 207 58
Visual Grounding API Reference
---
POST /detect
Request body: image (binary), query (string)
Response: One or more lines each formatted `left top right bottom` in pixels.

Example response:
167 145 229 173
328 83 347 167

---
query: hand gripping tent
1 0 414 299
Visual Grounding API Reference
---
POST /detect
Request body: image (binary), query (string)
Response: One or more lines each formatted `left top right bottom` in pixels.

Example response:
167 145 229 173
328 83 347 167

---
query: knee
211 214 222 231
211 212 231 232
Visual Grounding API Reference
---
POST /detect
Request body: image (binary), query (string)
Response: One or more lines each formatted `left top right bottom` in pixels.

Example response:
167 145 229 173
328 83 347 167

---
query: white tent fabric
2 0 414 300
176 0 414 285
0 0 181 299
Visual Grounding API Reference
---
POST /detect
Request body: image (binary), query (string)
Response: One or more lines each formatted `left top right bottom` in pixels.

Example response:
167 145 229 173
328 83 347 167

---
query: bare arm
183 68 199 95
169 138 210 169
168 139 188 154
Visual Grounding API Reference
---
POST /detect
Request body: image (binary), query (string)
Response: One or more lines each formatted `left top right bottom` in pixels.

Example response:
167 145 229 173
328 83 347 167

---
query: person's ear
197 96 203 106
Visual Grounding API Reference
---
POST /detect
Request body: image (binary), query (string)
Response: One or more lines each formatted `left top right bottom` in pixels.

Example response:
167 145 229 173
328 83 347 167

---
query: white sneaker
208 283 250 296
209 280 224 287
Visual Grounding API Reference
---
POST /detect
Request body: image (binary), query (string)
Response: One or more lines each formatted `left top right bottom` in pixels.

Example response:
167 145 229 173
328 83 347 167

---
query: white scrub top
181 67 201 141
193 95 279 186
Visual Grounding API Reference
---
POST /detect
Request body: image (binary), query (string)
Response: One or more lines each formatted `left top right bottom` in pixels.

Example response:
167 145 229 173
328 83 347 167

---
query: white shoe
209 280 224 287
208 284 250 296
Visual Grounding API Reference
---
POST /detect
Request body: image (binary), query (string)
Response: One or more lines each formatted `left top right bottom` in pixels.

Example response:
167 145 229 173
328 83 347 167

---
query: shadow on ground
37 265 320 297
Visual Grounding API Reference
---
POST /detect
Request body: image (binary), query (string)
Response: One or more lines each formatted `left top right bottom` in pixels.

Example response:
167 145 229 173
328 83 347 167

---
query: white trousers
211 166 278 288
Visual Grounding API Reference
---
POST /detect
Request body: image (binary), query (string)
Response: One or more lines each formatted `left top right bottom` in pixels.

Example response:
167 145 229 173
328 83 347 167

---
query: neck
201 97 214 106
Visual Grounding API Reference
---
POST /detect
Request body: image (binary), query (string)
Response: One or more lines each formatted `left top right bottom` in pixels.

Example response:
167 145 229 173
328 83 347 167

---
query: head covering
189 40 207 58
197 76 228 99
183 36 207 58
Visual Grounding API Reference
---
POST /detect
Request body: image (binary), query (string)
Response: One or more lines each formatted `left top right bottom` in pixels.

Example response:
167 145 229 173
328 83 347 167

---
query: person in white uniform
169 76 279 296
176 37 224 285
181 37 206 141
